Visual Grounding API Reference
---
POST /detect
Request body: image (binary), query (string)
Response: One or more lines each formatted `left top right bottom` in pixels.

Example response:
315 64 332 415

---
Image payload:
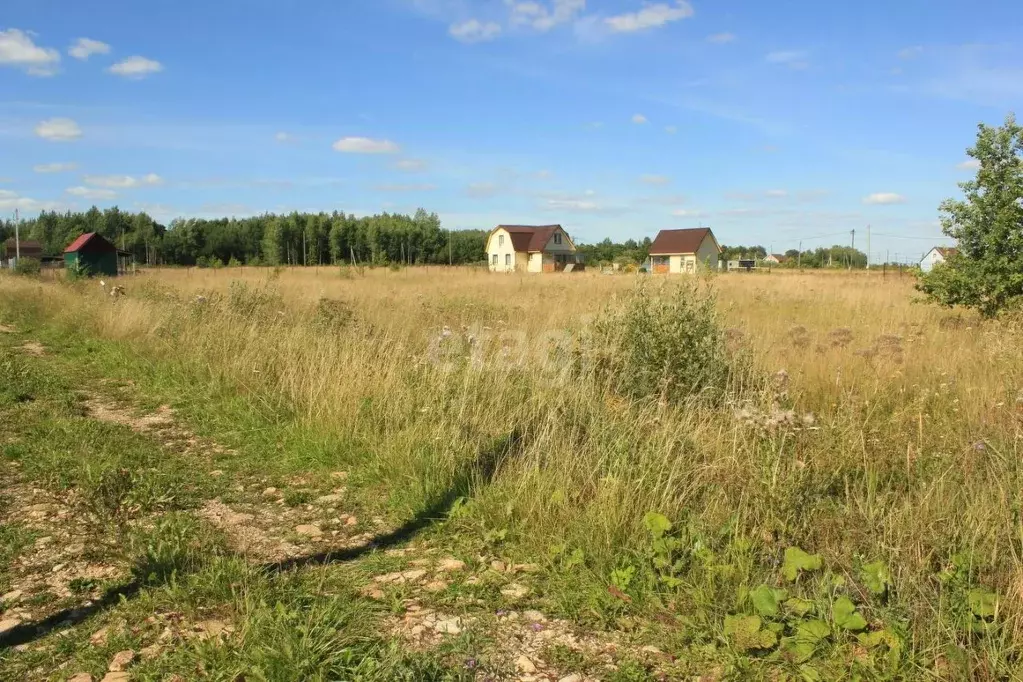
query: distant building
2 239 43 266
920 246 957 273
764 253 788 265
485 224 578 272
648 228 721 274
64 232 124 276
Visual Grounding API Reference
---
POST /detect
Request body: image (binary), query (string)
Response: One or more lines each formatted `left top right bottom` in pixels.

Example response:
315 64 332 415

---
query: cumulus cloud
0 29 60 76
957 159 981 170
394 158 428 172
332 137 400 154
507 0 586 32
449 19 502 43
765 189 789 198
640 174 670 185
672 208 704 217
68 38 110 60
34 118 82 141
862 192 906 205
0 190 57 211
108 55 163 78
605 0 694 33
706 32 736 44
66 186 117 200
665 125 677 134
632 113 648 124
766 50 809 70
274 132 296 144
84 174 164 188
33 162 77 173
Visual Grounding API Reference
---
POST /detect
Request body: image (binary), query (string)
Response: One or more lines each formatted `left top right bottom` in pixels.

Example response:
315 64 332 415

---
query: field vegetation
1 265 1022 680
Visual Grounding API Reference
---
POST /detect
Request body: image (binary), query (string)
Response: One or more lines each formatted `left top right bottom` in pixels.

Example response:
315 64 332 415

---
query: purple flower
465 658 478 670
495 609 507 617
530 622 544 632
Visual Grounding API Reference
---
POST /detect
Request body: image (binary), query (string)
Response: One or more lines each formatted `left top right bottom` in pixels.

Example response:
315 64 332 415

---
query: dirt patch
0 324 15 333
83 397 234 458
20 341 45 357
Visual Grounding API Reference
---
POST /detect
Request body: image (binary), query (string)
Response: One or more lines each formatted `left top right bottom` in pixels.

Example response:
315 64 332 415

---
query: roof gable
649 228 717 255
492 225 568 252
65 232 116 254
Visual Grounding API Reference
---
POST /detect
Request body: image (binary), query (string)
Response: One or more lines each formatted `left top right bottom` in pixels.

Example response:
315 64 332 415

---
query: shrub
13 258 41 276
582 280 753 405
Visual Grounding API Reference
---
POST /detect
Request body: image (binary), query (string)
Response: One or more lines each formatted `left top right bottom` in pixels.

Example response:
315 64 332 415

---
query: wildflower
465 658 478 670
974 441 986 452
530 622 544 632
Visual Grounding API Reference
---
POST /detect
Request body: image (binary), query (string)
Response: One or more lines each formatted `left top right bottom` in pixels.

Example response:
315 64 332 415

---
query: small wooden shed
64 232 119 276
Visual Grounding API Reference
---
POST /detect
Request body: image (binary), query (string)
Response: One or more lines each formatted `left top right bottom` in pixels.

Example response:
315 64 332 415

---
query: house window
554 232 562 245
492 254 498 266
505 254 511 267
499 234 505 247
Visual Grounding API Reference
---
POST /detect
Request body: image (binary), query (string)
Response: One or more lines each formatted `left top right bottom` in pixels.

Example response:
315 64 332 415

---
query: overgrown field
2 266 1022 680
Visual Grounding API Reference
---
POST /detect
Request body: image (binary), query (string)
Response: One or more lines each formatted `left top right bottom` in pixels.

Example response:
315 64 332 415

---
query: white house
648 228 721 274
485 225 578 273
920 246 957 273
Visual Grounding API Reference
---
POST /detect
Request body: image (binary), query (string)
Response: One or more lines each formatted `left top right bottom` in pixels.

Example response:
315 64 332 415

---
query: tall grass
3 266 1022 673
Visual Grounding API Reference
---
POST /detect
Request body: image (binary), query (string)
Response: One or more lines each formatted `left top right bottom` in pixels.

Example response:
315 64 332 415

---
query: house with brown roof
485 224 578 272
648 228 721 274
764 253 788 265
920 246 957 273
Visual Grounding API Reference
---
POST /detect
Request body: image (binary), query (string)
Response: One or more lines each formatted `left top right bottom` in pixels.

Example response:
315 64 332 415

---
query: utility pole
13 208 20 262
866 225 871 270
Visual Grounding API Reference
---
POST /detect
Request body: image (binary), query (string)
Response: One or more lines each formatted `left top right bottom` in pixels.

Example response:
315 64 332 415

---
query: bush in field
13 258 41 276
584 280 751 405
918 114 1023 317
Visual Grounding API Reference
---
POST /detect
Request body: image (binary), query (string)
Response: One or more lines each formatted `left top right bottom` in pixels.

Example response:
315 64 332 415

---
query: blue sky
1 0 1021 260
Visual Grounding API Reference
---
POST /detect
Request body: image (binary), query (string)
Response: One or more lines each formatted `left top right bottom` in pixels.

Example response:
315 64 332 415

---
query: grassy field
1 265 1021 680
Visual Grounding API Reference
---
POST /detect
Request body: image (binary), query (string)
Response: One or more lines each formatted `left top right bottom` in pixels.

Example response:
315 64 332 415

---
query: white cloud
605 0 694 33
957 159 981 170
0 29 60 76
765 189 789 198
665 125 677 134
535 169 553 179
274 132 296 144
465 182 499 198
507 0 586 32
547 198 601 211
632 113 648 124
33 162 77 173
640 174 670 185
862 192 906 205
898 46 924 60
34 118 82 141
395 158 428 172
373 183 438 192
83 174 164 188
585 121 604 129
108 56 163 78
332 136 400 154
66 186 117 200
766 50 809 70
449 19 502 43
0 190 57 211
672 208 704 217
706 32 736 44
68 38 110 60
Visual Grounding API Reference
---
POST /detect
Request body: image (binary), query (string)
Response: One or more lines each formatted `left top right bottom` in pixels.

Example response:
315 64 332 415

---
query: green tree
918 114 1023 317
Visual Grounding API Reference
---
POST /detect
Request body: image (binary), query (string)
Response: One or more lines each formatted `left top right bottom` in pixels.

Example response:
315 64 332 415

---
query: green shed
64 232 119 277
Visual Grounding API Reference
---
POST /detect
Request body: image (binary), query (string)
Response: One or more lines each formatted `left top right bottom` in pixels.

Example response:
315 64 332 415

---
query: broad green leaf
795 619 831 645
724 614 777 651
782 547 823 582
832 596 867 631
857 628 902 653
861 561 893 596
799 664 823 682
968 587 998 619
785 597 815 617
750 584 787 618
643 512 672 539
781 638 816 664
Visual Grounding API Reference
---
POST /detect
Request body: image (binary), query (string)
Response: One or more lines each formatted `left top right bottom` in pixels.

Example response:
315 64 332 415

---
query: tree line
0 207 488 267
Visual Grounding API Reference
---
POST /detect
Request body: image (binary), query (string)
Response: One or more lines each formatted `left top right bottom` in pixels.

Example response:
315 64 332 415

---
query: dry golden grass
5 265 1023 671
